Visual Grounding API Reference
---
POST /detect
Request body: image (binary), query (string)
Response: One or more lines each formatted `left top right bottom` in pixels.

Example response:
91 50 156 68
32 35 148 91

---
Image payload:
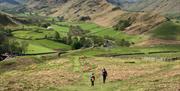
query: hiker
90 73 95 86
102 68 108 84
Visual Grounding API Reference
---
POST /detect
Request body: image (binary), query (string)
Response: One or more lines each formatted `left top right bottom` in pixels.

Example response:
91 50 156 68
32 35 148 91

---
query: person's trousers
103 76 106 83
91 81 94 86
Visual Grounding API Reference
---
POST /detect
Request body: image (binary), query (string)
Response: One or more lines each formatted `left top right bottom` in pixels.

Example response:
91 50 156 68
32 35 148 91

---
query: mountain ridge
121 0 180 17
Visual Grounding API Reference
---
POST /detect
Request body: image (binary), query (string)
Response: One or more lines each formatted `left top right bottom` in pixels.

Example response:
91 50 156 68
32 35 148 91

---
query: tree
0 30 6 44
0 28 29 56
68 26 88 37
79 16 91 21
71 37 83 49
53 31 60 41
79 37 93 48
90 36 104 47
0 36 29 55
21 41 29 54
41 23 51 28
113 20 132 31
116 39 131 47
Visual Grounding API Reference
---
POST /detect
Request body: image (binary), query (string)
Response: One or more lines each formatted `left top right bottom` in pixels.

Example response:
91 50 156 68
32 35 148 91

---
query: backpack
91 76 95 81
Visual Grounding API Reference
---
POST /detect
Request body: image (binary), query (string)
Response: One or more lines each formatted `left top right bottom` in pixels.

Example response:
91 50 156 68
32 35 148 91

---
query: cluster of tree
113 19 132 31
41 25 133 50
65 26 91 49
45 31 61 41
68 26 89 37
62 36 106 50
57 16 65 22
79 16 91 21
0 39 28 55
40 23 51 28
115 39 134 47
52 26 133 49
0 28 28 57
0 27 12 36
61 26 115 49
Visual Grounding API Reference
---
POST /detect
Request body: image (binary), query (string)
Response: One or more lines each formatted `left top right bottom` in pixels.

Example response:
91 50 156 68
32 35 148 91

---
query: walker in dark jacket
102 68 108 84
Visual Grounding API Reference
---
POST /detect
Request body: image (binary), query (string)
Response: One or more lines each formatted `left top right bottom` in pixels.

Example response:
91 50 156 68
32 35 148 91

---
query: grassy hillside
18 39 71 54
150 21 180 40
0 56 179 91
26 43 55 54
64 45 180 57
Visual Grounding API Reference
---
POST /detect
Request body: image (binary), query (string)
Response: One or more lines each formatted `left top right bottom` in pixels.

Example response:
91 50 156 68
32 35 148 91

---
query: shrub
68 26 88 37
113 20 132 31
116 39 131 47
112 7 121 11
79 37 93 48
71 37 83 49
41 23 51 28
79 16 91 21
53 31 61 41
89 36 104 47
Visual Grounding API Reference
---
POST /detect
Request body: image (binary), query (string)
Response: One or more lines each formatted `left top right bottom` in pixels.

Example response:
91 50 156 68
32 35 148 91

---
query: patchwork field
54 22 142 42
9 21 144 55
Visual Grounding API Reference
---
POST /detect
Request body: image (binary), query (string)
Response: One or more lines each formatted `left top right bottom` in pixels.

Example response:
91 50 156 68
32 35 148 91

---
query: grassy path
71 56 81 72
49 59 180 91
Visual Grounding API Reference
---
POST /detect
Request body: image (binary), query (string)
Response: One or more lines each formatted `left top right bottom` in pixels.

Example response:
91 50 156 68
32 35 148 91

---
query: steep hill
23 0 68 10
0 0 26 14
0 0 19 4
0 0 168 35
0 0 20 10
0 12 25 26
49 0 166 34
0 13 17 26
122 0 180 17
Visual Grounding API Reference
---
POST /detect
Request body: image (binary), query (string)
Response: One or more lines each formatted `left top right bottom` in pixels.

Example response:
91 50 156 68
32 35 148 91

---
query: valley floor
0 56 180 91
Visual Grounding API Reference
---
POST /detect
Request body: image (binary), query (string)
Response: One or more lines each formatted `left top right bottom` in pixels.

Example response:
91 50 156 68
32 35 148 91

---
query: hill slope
0 56 180 91
2 0 165 35
122 0 180 17
44 0 166 34
0 13 17 26
0 0 19 4
0 0 20 11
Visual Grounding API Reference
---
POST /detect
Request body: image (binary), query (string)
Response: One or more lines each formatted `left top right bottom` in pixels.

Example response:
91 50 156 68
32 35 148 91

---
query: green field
12 30 46 39
26 44 55 54
27 39 71 51
22 39 71 54
51 25 69 37
64 45 180 57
